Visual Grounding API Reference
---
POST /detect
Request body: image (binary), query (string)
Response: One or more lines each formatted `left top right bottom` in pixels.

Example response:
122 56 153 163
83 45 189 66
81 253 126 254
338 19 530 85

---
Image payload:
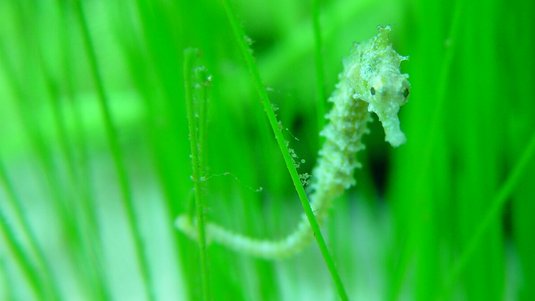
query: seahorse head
351 26 411 147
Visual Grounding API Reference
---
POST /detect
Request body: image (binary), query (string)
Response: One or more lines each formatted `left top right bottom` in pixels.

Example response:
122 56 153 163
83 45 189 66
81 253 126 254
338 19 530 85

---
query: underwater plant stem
0 160 51 299
183 48 211 301
0 159 62 300
0 208 44 299
73 2 156 301
55 6 112 298
312 0 327 136
219 1 349 300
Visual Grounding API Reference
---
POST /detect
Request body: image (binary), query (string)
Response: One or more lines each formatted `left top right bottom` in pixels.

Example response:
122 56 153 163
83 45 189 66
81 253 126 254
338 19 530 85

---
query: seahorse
176 26 410 259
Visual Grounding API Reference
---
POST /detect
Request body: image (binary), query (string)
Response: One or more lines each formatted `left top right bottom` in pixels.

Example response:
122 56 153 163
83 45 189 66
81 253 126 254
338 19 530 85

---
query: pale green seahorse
176 26 410 259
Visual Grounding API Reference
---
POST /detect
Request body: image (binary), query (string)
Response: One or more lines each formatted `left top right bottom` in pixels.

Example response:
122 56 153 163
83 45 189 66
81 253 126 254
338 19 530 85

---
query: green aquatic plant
176 26 410 259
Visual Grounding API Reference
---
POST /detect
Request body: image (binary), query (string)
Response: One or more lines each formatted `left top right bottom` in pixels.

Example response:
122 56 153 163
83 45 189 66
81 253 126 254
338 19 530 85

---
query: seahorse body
176 26 410 259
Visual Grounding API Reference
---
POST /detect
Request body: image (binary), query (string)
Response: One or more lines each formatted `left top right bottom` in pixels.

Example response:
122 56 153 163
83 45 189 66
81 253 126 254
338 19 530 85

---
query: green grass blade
387 1 463 299
0 158 61 300
312 0 326 138
219 1 349 300
414 0 463 177
183 48 211 301
0 208 44 299
39 47 111 300
72 2 156 300
0 35 78 256
54 5 112 298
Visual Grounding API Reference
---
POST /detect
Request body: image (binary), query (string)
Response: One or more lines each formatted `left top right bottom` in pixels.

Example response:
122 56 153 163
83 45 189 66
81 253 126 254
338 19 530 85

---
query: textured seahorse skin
176 26 410 259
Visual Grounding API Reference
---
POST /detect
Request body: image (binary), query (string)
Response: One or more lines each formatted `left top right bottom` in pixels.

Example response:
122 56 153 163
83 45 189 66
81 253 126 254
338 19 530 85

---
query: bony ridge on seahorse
176 25 410 259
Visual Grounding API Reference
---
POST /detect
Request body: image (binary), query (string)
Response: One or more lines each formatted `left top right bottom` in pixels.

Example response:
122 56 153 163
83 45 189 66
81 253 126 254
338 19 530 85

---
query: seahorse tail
175 213 318 259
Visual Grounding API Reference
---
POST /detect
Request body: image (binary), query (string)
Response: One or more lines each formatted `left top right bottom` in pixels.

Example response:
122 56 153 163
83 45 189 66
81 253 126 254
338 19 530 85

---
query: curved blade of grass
219 1 349 300
0 159 53 299
183 48 211 301
73 2 156 300
0 208 44 299
312 0 326 137
436 131 535 300
109 3 190 296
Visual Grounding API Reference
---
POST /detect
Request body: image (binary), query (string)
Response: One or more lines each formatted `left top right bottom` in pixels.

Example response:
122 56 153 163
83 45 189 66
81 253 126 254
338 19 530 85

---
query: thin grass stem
388 1 463 299
183 48 211 301
0 158 61 300
0 197 44 299
219 1 349 300
55 4 112 298
73 2 156 300
312 0 326 139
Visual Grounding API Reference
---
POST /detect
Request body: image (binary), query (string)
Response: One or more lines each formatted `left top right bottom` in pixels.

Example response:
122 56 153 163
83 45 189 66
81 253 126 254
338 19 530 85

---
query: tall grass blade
0 158 61 300
183 48 211 301
219 0 349 299
72 1 156 300
312 0 326 138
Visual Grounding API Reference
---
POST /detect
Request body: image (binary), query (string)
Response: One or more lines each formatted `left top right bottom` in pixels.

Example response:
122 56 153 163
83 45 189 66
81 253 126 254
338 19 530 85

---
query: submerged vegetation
1 0 534 300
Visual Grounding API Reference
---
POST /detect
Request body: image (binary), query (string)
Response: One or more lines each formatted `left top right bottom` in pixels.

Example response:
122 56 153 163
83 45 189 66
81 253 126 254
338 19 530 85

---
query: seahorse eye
370 87 376 95
402 87 409 98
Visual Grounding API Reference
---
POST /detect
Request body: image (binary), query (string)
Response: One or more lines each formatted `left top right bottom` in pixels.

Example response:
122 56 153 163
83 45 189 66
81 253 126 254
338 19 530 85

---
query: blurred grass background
1 0 534 300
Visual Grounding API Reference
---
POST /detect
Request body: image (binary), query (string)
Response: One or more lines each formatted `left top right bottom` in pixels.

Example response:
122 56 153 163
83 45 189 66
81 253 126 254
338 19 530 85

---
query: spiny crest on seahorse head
343 25 410 147
176 25 410 259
